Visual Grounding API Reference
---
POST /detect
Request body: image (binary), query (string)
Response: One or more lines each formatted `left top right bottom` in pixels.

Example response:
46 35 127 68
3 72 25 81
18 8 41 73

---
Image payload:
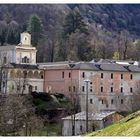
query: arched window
40 71 44 79
28 71 33 78
34 71 39 78
10 70 15 78
16 70 22 78
22 56 29 63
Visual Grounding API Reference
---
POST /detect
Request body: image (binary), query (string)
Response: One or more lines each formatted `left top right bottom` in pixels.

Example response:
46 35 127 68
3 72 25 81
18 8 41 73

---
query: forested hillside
0 4 140 62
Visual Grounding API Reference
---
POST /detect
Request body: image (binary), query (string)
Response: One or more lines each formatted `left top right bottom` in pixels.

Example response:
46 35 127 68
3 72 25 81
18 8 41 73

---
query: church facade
0 32 44 94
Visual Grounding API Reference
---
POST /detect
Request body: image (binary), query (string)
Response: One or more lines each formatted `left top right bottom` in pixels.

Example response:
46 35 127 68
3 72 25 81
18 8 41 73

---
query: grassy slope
86 110 140 136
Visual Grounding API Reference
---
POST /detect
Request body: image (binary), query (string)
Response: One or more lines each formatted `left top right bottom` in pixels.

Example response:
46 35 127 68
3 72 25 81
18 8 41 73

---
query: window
82 86 85 92
130 74 133 80
121 74 123 79
72 125 75 136
73 86 76 92
23 71 27 78
3 82 5 87
82 72 85 78
101 73 103 78
101 86 103 92
41 75 43 79
17 85 20 91
130 88 133 93
22 56 29 63
121 87 123 93
121 99 123 104
3 56 7 64
12 85 14 90
69 72 71 78
35 86 37 90
27 58 29 63
90 99 93 104
90 82 92 85
69 86 71 92
111 99 114 104
111 73 113 79
80 125 82 131
62 72 64 78
101 100 104 104
90 88 92 92
23 85 26 90
111 87 113 92
92 125 95 131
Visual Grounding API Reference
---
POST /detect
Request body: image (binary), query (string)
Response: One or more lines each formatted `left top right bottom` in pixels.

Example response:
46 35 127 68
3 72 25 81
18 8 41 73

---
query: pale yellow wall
0 32 37 65
21 32 31 46
16 49 37 64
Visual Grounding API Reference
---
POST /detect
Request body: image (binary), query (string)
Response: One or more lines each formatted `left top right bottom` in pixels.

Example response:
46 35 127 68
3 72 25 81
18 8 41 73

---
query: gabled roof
128 65 140 72
38 61 73 70
73 62 99 71
99 63 128 72
62 111 117 121
38 59 140 72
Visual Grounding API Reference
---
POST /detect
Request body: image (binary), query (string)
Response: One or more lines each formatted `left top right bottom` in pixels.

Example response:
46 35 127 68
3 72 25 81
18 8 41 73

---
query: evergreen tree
0 21 7 46
6 20 20 45
56 10 90 61
63 10 88 36
27 15 43 46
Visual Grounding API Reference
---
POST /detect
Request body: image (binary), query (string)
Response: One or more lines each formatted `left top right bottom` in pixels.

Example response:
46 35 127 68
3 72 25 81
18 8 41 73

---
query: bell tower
15 32 37 64
20 32 31 46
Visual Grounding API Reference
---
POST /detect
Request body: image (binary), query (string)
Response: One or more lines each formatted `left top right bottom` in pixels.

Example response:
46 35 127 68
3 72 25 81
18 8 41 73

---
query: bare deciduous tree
0 95 44 136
